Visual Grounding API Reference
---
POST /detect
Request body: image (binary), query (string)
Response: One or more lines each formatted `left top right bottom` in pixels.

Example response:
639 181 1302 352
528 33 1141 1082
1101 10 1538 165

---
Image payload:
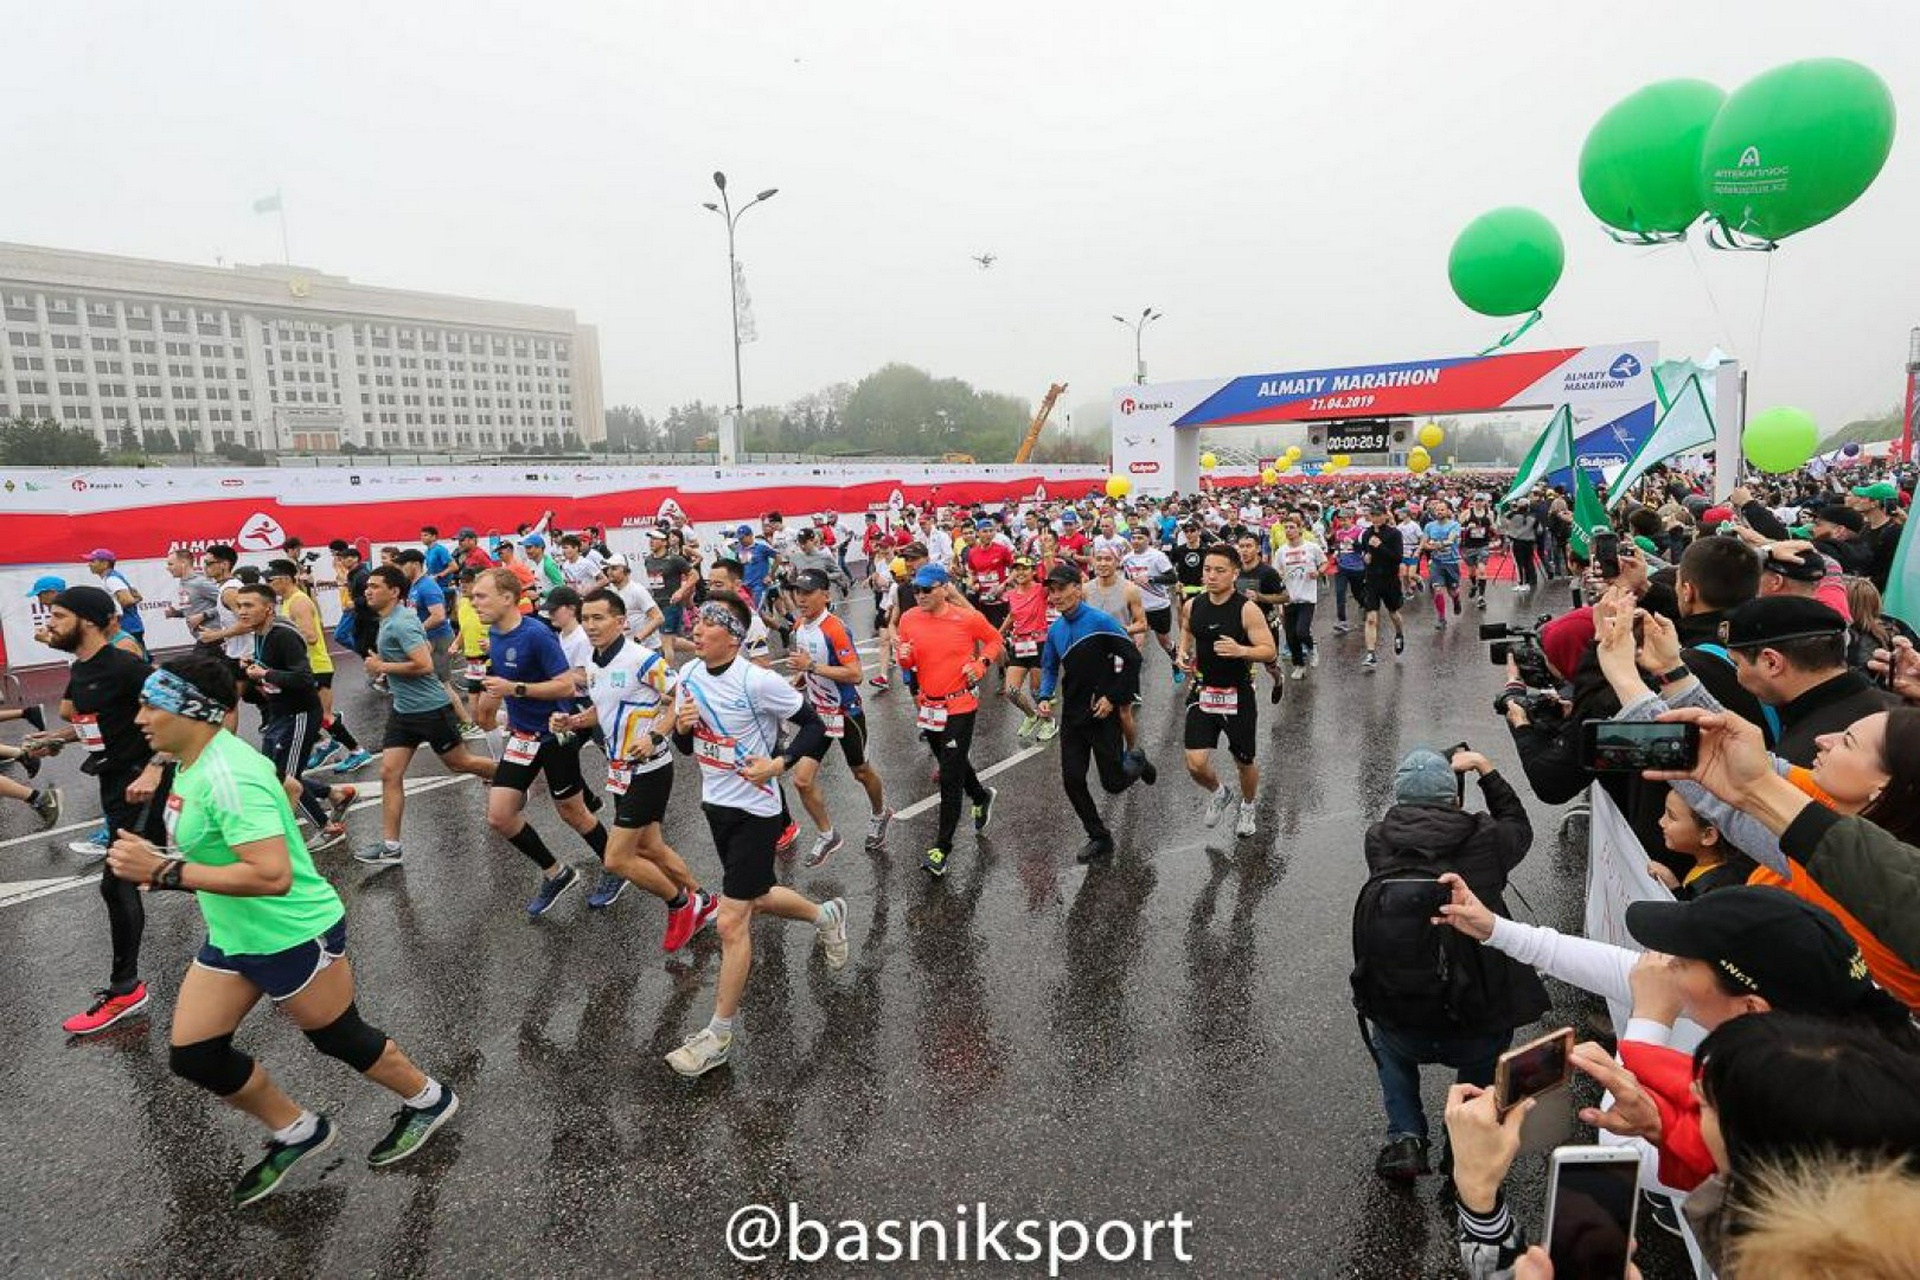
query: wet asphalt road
0 583 1692 1279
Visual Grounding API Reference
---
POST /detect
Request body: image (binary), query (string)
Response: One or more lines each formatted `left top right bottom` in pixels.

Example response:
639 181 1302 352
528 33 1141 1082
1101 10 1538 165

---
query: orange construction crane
1013 382 1068 465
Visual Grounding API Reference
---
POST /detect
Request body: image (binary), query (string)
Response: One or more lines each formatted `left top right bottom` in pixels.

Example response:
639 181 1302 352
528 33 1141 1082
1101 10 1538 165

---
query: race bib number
605 761 632 795
1198 686 1240 716
74 714 104 753
817 708 846 739
502 733 541 766
915 702 949 732
163 792 183 844
1013 637 1040 659
464 658 487 683
693 727 738 771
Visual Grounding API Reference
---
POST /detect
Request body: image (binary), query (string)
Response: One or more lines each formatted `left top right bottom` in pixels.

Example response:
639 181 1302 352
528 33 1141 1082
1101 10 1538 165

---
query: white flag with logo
1605 372 1717 509
733 259 757 344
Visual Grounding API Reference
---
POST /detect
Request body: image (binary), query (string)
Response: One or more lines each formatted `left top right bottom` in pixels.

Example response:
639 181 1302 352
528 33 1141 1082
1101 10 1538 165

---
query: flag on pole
733 259 757 344
1568 457 1611 561
1605 372 1718 509
1884 507 1920 630
1501 405 1574 505
252 192 283 215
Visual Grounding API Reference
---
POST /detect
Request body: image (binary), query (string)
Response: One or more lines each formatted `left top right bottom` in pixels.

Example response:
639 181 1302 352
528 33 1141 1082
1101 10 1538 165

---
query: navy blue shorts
194 917 347 1002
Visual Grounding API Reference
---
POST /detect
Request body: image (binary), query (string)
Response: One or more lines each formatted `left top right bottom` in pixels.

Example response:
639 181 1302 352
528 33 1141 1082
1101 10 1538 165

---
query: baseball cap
1700 505 1734 526
1012 555 1035 569
1815 505 1865 533
911 563 951 589
264 558 299 579
542 585 582 615
51 585 116 628
1851 481 1898 503
736 524 753 537
603 553 631 570
1761 546 1827 584
1043 562 1084 587
647 526 668 540
1723 596 1847 648
975 518 995 531
457 527 478 539
26 574 66 596
1625 887 1876 1015
521 534 546 549
1394 748 1456 805
84 547 116 563
1631 535 1660 556
792 569 832 594
1059 510 1079 524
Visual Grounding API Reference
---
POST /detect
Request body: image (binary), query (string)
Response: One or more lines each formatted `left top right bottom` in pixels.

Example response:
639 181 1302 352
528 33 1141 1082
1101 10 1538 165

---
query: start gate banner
0 461 1107 668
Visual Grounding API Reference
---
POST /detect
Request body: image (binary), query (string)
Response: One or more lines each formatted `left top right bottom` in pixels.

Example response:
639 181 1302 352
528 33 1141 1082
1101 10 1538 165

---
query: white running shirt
1274 541 1327 604
1120 548 1174 613
675 657 801 816
587 636 674 773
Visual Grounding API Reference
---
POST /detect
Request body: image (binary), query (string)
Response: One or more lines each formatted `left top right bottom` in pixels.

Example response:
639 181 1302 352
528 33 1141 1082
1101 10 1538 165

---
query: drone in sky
971 252 996 270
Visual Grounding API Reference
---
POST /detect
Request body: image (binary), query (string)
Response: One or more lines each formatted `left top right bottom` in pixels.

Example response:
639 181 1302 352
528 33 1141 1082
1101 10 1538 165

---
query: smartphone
1377 877 1450 921
1581 719 1700 773
1590 529 1620 579
1544 1145 1641 1280
1493 1026 1574 1114
1443 742 1470 803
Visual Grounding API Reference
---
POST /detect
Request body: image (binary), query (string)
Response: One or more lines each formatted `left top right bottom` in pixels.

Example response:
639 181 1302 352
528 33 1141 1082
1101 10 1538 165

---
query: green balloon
1702 59 1897 242
1448 207 1564 317
1742 406 1819 473
1579 79 1725 235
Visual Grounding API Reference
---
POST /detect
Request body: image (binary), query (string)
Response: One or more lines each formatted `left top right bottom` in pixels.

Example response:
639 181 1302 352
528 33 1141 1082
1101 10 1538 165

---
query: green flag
1606 372 1718 510
1884 510 1920 631
1568 458 1611 560
1501 405 1574 505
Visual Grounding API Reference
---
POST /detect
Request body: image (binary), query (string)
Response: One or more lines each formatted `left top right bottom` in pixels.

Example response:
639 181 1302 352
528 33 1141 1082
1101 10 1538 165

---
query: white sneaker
1290 666 1307 681
666 1027 733 1078
1203 785 1236 829
1309 648 1319 668
1235 801 1257 838
865 808 892 849
817 896 850 971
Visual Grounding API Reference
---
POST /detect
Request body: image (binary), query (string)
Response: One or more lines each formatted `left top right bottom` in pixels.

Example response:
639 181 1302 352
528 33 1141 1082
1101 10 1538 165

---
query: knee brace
303 1002 388 1073
170 1034 255 1096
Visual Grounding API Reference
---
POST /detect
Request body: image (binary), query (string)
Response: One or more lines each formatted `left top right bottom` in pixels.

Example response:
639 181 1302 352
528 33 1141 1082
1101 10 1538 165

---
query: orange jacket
896 603 1004 714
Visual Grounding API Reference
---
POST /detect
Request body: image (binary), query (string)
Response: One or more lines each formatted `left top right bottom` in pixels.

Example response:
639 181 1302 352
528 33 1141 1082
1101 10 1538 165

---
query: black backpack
1349 865 1502 1042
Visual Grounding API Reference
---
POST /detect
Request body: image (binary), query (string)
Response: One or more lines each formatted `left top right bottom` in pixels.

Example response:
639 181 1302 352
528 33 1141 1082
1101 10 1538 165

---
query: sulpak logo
1128 460 1161 474
237 512 287 553
1608 353 1642 380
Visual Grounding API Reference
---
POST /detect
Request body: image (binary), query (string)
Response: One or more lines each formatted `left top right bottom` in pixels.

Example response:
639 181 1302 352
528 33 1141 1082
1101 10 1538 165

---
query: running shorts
611 762 674 829
701 802 783 900
1146 607 1173 636
492 733 586 800
195 917 347 1002
1358 577 1405 614
381 705 464 755
1183 685 1257 764
1429 561 1461 589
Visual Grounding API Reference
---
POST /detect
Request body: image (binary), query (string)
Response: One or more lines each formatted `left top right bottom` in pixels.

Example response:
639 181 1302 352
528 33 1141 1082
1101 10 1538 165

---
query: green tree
840 364 1029 459
141 426 180 453
0 417 106 466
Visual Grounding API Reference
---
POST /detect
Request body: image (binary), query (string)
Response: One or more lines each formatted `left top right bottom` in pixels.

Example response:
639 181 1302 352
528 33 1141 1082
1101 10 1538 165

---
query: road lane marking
891 744 1048 821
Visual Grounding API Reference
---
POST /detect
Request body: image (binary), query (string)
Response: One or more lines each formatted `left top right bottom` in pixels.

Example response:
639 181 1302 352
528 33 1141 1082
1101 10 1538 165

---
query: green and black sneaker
921 847 949 878
233 1114 337 1207
972 786 997 834
367 1089 461 1168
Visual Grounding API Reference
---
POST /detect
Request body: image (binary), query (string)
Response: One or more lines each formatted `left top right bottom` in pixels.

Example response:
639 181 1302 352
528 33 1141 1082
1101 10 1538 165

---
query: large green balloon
1447 207 1564 316
1742 406 1819 473
1579 79 1725 236
1701 59 1896 242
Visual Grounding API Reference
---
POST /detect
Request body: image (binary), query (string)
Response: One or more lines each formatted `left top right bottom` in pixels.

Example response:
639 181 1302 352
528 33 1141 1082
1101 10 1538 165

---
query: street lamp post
1112 307 1162 385
704 171 778 466
1902 324 1920 465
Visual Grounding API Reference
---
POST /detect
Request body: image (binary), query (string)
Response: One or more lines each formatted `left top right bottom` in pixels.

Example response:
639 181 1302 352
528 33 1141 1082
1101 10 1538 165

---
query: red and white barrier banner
0 462 1108 667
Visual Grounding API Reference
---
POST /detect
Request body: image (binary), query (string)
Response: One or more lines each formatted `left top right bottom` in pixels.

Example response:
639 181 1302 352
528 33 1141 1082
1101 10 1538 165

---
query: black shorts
611 761 673 829
1146 606 1173 636
381 704 464 756
834 711 870 769
1004 635 1045 670
702 802 783 900
1183 687 1258 764
313 672 334 690
1358 577 1405 614
972 599 1010 631
492 733 586 800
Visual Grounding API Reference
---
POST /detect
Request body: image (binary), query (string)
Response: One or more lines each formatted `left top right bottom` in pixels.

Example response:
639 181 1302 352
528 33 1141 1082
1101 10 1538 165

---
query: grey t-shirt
378 606 450 715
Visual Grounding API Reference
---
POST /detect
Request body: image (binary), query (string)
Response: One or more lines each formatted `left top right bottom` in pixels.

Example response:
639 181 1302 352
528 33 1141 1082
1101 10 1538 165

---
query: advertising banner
1112 343 1659 496
1582 787 1677 1036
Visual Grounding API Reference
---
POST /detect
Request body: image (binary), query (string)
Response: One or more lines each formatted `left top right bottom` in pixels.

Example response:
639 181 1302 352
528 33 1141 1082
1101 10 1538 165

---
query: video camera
1483 614 1565 723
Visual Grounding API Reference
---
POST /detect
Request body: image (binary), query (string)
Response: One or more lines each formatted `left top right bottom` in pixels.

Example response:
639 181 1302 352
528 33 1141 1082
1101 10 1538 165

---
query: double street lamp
1113 307 1162 385
704 171 778 462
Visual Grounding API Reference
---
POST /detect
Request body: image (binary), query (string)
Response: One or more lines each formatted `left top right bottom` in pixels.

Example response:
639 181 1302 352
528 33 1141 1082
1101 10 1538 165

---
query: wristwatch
1655 665 1691 688
514 681 528 697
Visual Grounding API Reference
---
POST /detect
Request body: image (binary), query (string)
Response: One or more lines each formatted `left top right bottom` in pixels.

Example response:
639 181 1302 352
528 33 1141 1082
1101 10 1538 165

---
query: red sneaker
661 895 699 952
64 983 149 1035
775 821 799 854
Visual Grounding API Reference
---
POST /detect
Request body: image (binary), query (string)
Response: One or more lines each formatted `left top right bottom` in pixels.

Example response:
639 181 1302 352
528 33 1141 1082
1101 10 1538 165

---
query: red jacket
1619 1039 1716 1192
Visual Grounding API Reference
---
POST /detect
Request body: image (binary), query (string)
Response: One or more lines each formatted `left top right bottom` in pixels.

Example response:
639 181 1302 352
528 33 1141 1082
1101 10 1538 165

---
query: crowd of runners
9 461 1920 1275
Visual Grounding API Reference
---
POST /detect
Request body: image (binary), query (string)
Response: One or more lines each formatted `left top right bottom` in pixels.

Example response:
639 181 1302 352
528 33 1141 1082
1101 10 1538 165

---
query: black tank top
1188 591 1254 688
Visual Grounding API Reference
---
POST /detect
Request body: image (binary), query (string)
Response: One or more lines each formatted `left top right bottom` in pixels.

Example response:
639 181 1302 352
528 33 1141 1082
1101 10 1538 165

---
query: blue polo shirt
407 574 456 642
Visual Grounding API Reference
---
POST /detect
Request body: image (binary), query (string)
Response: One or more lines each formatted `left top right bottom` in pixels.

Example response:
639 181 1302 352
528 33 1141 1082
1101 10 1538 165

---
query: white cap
604 553 631 569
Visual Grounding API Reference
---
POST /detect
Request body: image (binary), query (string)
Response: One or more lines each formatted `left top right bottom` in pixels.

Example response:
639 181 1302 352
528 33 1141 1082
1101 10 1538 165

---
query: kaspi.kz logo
1119 397 1137 416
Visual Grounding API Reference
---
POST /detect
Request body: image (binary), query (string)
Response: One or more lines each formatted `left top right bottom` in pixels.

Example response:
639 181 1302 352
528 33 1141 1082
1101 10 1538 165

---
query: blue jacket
1037 603 1141 722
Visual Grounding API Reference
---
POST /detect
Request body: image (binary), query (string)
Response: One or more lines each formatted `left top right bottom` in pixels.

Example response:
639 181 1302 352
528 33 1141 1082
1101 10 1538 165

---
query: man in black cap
1810 505 1873 576
1720 596 1894 765
39 586 172 1034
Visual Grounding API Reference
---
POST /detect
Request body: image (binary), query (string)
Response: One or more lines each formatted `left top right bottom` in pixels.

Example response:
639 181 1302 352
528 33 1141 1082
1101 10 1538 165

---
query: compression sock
506 823 558 870
582 823 609 861
327 715 360 751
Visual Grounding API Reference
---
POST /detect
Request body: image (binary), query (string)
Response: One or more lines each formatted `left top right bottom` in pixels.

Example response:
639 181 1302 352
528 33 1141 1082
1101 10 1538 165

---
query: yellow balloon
1260 467 1278 485
1105 474 1131 499
1331 453 1351 468
1286 444 1302 459
1200 451 1218 470
1408 453 1432 474
1275 456 1292 473
1419 422 1445 450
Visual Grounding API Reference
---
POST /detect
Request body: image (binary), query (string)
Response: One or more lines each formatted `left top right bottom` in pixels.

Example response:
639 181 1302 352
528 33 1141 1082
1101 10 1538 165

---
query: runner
894 564 1004 877
1233 533 1289 703
1121 524 1182 680
1000 556 1056 741
1083 546 1149 755
1273 516 1327 678
37 586 172 1033
1421 498 1466 628
1357 503 1407 669
350 565 498 869
666 595 847 1078
643 526 697 662
232 583 358 853
1179 546 1275 840
394 549 481 739
1034 563 1153 865
558 588 718 935
786 569 892 866
603 554 666 651
85 548 147 658
962 517 1016 637
105 653 458 1206
470 568 611 917
1460 495 1497 610
1395 506 1426 599
261 560 370 776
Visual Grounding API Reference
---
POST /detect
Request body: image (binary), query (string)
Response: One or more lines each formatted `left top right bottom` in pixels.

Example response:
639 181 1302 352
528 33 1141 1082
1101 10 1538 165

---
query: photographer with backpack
1351 746 1548 1182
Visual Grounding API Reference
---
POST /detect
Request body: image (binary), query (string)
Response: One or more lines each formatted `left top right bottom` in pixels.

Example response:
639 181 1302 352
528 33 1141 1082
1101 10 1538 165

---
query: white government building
0 242 605 454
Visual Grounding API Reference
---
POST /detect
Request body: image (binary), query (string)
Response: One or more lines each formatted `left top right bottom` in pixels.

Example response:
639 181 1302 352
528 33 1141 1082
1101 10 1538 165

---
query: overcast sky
7 1 1915 435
